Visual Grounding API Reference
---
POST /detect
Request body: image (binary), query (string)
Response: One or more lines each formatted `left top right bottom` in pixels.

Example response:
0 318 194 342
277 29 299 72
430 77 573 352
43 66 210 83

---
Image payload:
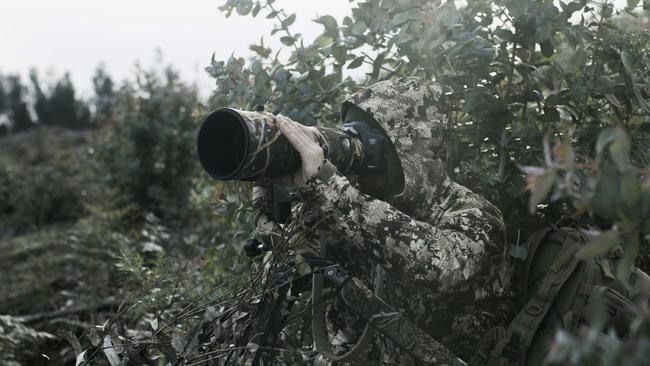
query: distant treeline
0 66 114 135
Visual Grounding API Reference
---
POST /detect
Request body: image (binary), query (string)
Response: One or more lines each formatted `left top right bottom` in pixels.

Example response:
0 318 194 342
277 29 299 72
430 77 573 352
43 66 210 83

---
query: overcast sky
0 0 352 98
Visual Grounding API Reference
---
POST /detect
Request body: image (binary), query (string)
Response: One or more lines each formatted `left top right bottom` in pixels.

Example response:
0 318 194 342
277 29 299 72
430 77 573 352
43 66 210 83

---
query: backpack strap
521 227 555 300
470 227 554 366
568 256 598 331
468 326 506 366
488 230 585 365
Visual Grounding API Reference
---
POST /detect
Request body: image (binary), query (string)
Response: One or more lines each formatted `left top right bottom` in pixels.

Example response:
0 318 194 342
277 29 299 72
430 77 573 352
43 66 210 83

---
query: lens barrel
196 108 366 181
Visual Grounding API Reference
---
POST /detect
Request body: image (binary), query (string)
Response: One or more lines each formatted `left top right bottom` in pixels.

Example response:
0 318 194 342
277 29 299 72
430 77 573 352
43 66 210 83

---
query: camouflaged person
252 77 513 364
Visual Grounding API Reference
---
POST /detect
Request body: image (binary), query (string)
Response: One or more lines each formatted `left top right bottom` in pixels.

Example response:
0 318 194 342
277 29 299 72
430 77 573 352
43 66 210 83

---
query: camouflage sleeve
296 159 508 294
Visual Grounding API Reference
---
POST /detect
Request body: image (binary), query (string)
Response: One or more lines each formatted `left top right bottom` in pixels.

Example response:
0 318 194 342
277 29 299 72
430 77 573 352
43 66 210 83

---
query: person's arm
252 114 324 248
269 115 507 293
296 160 506 292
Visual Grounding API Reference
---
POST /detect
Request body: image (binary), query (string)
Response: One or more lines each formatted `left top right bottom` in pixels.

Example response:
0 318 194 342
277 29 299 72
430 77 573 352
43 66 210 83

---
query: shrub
0 127 91 234
96 66 200 224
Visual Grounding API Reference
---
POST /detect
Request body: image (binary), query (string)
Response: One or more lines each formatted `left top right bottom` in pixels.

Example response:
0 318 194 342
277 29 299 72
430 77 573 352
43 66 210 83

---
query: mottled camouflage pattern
254 77 512 364
341 77 449 213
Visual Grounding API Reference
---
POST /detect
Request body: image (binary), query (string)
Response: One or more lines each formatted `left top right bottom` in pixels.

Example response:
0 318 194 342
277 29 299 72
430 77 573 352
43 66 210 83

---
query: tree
92 65 115 125
5 75 34 132
0 73 6 113
0 74 7 136
97 65 199 223
30 70 92 129
49 73 89 128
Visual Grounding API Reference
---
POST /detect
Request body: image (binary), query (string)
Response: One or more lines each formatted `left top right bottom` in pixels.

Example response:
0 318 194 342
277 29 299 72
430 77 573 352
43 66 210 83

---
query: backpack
470 227 650 366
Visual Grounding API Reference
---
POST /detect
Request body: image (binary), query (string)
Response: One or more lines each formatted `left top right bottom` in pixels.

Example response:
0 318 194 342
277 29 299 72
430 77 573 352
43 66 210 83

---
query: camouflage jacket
254 78 513 364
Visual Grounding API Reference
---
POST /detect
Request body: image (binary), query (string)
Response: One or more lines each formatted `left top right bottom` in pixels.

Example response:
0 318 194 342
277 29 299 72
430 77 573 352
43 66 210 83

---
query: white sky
0 0 352 98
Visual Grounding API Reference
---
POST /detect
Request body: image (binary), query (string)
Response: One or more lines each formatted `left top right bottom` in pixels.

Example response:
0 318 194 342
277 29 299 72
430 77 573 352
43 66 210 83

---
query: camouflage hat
341 77 450 217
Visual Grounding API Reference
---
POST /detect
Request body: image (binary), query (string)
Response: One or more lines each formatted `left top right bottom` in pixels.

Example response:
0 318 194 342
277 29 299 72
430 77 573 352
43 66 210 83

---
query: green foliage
92 65 115 125
0 62 245 365
0 127 91 234
96 66 200 223
0 315 54 366
0 73 6 113
4 75 34 132
30 70 92 129
0 215 125 365
209 0 359 124
0 66 110 135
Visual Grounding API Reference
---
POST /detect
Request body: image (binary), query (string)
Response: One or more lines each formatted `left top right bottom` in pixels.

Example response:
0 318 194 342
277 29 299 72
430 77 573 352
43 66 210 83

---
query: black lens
196 109 249 179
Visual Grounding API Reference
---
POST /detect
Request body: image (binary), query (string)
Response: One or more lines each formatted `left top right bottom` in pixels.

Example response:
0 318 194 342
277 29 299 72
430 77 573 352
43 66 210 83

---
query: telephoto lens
196 107 368 181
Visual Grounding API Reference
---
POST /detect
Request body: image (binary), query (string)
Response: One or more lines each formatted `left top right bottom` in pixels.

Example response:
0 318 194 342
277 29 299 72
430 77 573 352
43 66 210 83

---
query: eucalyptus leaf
392 9 419 26
348 55 365 69
545 90 571 106
254 70 269 91
282 13 296 28
75 351 88 366
351 21 367 36
102 336 122 366
332 45 348 64
235 0 253 16
251 2 261 17
560 1 585 19
604 94 622 108
280 36 296 46
249 44 271 58
313 35 334 48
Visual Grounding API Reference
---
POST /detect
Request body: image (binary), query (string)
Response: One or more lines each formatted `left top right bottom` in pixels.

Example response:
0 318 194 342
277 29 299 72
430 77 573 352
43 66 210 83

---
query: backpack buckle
526 300 544 316
502 331 522 362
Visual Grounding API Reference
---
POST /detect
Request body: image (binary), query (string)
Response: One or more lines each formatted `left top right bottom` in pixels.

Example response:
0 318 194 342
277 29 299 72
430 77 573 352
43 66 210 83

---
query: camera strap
311 237 382 362
311 239 465 365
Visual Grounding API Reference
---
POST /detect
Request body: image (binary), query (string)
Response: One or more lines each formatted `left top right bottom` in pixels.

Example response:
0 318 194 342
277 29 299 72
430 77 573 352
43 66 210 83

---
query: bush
96 66 200 224
0 127 91 234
